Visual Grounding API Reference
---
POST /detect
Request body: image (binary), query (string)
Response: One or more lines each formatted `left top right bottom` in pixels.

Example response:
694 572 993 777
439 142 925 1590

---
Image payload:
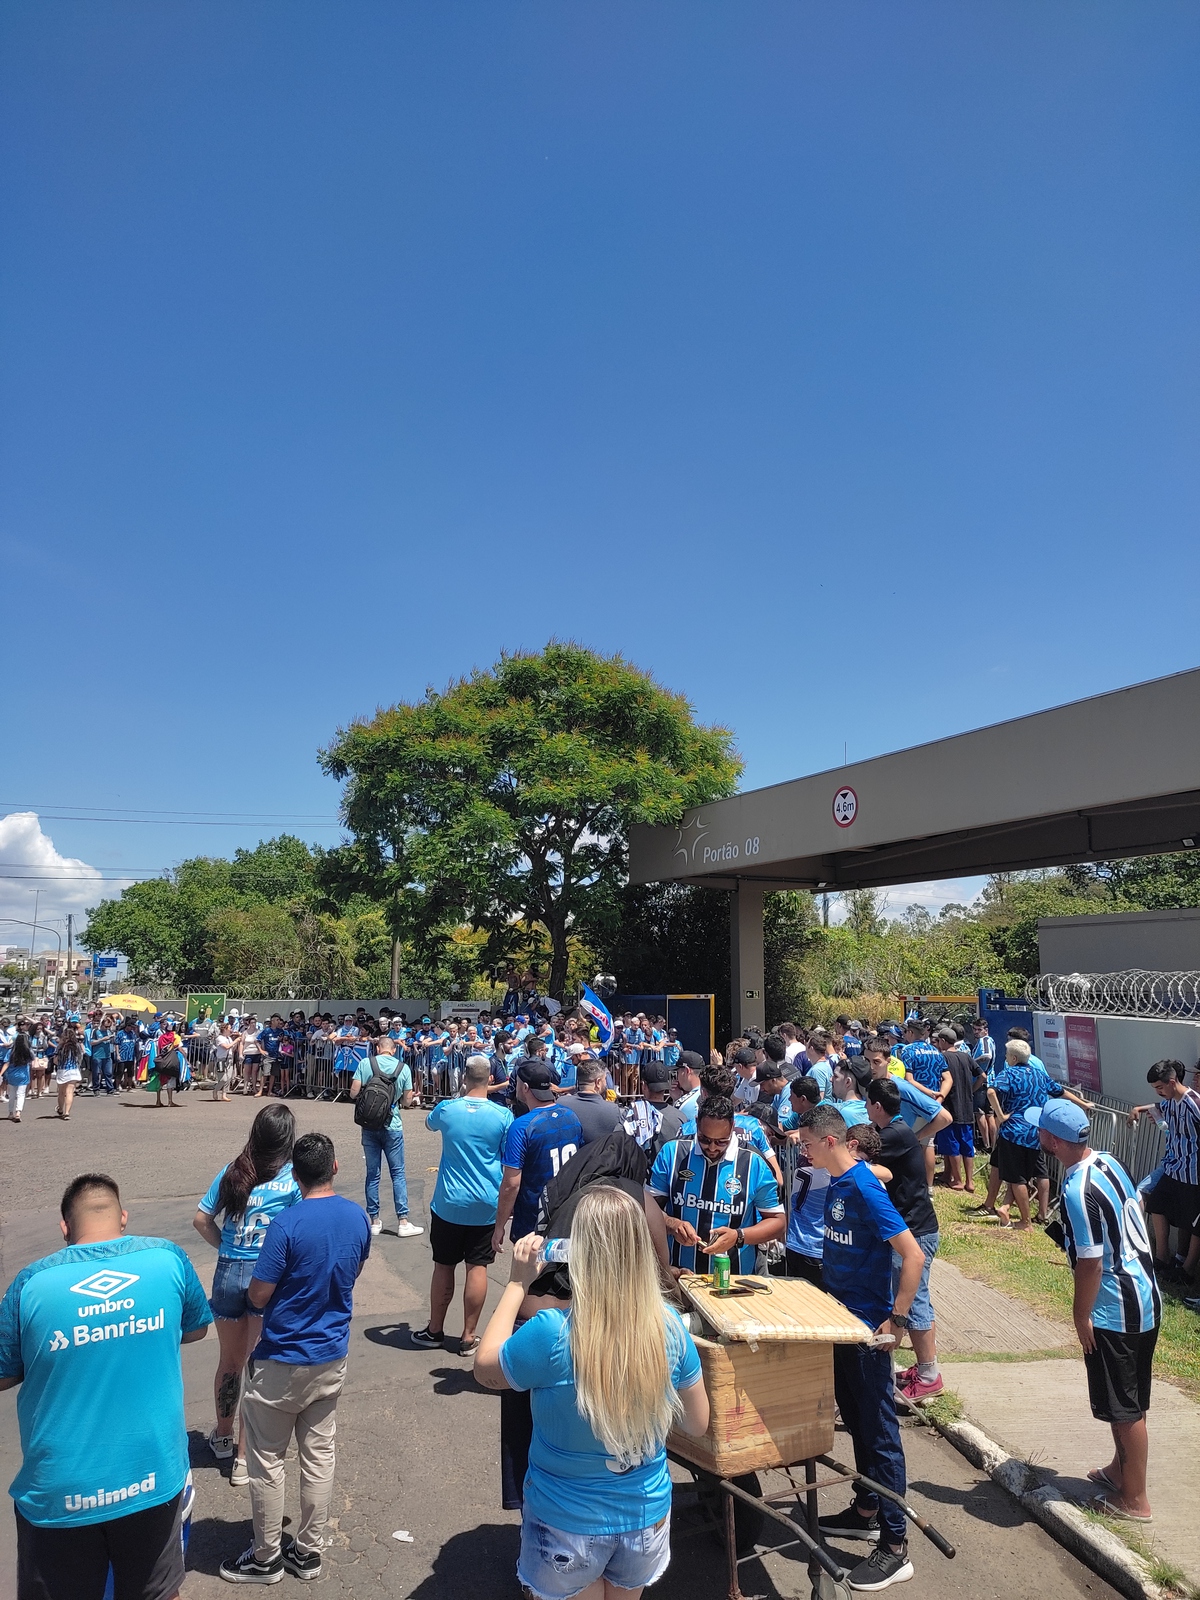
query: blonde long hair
568 1185 682 1468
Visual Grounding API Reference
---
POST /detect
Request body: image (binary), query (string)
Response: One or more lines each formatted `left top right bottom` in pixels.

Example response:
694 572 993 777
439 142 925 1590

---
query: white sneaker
229 1457 250 1488
369 1218 382 1236
208 1429 235 1460
394 1219 424 1239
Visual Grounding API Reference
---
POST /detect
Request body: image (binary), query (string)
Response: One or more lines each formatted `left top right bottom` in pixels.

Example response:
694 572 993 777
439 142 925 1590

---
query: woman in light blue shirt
193 1104 300 1481
475 1185 709 1600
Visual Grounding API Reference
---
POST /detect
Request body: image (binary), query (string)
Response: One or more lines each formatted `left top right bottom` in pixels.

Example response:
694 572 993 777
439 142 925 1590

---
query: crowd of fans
1 999 1194 1595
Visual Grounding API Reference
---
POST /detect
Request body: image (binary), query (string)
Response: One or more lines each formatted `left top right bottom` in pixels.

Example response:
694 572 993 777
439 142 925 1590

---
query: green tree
206 904 302 995
319 643 741 1000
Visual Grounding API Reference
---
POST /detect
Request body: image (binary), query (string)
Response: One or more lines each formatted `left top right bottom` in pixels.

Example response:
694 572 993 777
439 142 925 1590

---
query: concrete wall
1039 907 1200 976
1092 1015 1200 1103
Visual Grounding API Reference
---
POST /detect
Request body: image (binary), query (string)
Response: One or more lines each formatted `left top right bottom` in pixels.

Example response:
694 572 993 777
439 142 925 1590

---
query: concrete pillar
730 882 765 1037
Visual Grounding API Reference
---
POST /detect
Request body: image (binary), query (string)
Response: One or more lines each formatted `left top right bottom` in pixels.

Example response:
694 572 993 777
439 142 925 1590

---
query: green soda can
712 1254 731 1295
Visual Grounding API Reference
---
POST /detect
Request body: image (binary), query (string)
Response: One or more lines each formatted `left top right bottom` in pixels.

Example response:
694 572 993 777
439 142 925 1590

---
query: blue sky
2 3 1198 939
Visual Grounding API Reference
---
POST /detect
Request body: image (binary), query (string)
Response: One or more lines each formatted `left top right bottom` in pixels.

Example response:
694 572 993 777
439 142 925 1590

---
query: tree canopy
319 643 741 999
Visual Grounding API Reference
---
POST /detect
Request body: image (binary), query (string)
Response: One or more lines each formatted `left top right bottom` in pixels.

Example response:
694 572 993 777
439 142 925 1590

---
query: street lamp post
0 918 63 1007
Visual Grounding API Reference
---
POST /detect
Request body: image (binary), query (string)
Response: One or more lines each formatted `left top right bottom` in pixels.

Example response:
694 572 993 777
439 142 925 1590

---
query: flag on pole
579 985 614 1050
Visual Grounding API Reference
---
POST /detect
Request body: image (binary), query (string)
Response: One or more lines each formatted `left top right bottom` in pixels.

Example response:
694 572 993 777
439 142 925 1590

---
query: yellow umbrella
98 993 158 1013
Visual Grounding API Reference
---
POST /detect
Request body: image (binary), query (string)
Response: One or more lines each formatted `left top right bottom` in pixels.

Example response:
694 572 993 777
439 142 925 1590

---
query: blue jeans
89 1053 113 1092
361 1126 408 1220
517 1514 670 1600
890 1230 939 1332
832 1343 907 1546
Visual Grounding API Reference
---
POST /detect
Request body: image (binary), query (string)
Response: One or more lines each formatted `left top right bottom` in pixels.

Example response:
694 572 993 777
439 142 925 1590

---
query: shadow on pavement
404 1523 522 1600
429 1363 488 1396
908 1476 1026 1527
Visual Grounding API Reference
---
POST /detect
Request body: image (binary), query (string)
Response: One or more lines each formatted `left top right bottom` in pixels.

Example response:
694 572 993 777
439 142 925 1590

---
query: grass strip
930 1160 1200 1395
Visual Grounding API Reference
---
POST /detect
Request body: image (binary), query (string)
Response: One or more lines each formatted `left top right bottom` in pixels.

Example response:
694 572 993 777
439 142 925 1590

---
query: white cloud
0 813 130 949
827 876 989 925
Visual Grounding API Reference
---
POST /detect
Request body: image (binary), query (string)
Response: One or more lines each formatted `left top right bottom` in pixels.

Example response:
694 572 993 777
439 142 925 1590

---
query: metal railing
1029 970 1200 1020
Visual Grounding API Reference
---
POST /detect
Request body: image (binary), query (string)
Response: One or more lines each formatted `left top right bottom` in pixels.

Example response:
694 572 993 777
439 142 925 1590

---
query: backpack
354 1060 401 1131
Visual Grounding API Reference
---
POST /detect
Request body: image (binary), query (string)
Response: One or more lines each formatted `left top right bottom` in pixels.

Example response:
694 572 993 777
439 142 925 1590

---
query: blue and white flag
579 985 614 1050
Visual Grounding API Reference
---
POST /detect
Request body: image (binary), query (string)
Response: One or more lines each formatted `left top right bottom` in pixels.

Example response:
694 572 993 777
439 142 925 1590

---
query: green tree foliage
597 882 733 1039
207 904 302 995
319 643 742 999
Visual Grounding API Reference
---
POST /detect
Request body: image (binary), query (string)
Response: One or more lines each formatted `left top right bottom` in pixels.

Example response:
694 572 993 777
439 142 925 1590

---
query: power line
0 801 341 821
0 813 343 828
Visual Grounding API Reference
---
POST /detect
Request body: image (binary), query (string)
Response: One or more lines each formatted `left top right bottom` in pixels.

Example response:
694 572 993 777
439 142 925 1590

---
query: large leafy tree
319 643 742 1000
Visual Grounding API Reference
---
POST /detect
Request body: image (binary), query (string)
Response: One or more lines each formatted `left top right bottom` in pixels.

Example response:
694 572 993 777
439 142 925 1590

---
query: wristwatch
891 1311 912 1330
735 1228 746 1250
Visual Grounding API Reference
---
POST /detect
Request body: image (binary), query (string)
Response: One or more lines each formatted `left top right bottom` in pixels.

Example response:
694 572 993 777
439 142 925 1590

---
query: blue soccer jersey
994 1062 1059 1148
893 1077 942 1130
502 1104 585 1238
1061 1152 1161 1334
647 1136 782 1275
897 1042 944 1094
786 1158 831 1260
820 1162 908 1329
198 1164 302 1261
1154 1091 1200 1185
0 1236 212 1527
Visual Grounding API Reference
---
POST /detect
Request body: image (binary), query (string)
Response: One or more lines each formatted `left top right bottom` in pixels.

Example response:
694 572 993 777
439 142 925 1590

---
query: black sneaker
818 1503 880 1542
410 1326 444 1349
282 1534 322 1581
846 1544 914 1591
219 1543 284 1584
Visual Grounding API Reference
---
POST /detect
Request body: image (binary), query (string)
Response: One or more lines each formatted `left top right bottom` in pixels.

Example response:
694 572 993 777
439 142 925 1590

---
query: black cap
841 1057 872 1090
756 1063 785 1084
677 1051 705 1072
516 1060 555 1097
734 1047 758 1067
641 1060 672 1087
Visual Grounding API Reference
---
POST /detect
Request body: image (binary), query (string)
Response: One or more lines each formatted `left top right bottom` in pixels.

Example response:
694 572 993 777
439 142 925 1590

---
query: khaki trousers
242 1356 346 1562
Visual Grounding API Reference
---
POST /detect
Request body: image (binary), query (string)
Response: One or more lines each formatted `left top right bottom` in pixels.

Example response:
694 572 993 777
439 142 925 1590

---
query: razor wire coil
1028 970 1200 1019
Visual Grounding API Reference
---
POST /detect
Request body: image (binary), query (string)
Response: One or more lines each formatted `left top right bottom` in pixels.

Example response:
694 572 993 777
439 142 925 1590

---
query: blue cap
1024 1100 1089 1142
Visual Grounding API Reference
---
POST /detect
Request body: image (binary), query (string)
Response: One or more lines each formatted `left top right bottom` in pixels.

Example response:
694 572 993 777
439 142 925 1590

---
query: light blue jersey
198 1164 302 1260
426 1095 514 1225
0 1236 212 1526
1061 1152 1161 1334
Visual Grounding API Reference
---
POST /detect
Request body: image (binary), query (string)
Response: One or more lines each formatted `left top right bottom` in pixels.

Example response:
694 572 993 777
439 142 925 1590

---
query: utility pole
65 914 74 1007
822 893 830 928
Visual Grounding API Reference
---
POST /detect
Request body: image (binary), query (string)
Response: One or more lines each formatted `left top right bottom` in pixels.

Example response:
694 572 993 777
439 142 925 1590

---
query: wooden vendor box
668 1274 871 1478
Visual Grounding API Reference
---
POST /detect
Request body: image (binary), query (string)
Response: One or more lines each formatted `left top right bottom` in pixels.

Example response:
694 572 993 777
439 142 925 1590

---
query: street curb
922 1412 1169 1600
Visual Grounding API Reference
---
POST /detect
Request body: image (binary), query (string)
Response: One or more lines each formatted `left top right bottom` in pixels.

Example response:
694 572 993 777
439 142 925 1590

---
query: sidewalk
926 1259 1200 1589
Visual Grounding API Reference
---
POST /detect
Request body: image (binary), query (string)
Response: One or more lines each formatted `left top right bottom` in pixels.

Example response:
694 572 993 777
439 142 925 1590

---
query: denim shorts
210 1256 257 1321
517 1514 670 1600
890 1230 939 1332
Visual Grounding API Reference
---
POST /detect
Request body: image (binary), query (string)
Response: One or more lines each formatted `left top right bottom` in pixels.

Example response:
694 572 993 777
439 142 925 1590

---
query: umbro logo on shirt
70 1270 140 1301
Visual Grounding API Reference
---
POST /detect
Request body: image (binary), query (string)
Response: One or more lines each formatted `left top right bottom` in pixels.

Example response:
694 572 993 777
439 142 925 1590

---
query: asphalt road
0 1089 1122 1600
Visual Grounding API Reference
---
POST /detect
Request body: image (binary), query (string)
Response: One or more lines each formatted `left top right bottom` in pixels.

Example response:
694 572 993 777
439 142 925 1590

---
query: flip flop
1092 1495 1152 1524
458 1337 481 1357
1087 1468 1120 1493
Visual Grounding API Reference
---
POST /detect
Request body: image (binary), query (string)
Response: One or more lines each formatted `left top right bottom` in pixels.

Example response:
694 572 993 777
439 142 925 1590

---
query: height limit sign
832 786 858 828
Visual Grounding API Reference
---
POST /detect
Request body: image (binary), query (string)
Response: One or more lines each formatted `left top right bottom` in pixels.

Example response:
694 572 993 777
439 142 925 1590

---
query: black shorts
996 1138 1044 1186
772 1249 824 1288
1084 1327 1158 1424
16 1489 185 1600
1145 1175 1200 1233
430 1209 496 1268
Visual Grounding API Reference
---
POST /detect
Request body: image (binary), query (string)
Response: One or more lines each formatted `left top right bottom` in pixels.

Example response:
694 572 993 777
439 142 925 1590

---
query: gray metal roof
629 667 1200 891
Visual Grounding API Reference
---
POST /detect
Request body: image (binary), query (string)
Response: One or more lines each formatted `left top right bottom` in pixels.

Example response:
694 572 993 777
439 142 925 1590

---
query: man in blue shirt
221 1132 371 1585
1028 1100 1160 1523
672 1051 704 1120
0 1172 212 1600
493 1062 585 1252
799 1106 925 1592
647 1093 784 1276
897 1020 948 1098
413 1056 514 1355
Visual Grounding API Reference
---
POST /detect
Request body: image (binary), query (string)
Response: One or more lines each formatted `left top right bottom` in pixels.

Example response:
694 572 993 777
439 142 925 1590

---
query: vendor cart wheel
696 1471 765 1556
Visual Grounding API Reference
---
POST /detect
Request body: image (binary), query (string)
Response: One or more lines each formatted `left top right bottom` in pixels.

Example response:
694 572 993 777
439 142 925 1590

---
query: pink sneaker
898 1370 944 1401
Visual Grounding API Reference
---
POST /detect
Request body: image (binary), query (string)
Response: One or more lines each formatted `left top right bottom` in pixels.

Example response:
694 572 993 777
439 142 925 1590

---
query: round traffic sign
61 979 78 995
832 786 858 828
